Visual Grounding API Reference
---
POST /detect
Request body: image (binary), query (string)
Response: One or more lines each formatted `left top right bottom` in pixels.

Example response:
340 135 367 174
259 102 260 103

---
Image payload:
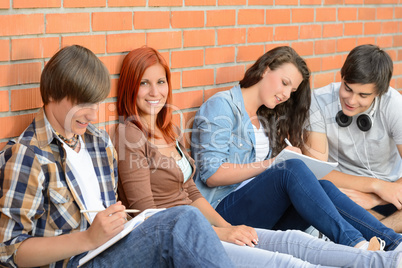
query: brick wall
0 0 401 150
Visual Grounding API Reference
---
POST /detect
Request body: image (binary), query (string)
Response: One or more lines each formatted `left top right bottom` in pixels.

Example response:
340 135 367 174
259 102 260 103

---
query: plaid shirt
0 109 118 268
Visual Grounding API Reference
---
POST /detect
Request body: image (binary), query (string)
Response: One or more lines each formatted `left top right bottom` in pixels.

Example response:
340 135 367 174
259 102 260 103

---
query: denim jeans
223 228 401 268
216 159 402 250
67 206 233 268
67 206 401 268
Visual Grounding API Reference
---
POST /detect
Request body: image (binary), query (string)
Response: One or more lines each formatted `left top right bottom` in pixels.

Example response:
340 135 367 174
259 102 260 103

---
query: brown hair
341 44 393 96
40 45 110 105
240 46 311 156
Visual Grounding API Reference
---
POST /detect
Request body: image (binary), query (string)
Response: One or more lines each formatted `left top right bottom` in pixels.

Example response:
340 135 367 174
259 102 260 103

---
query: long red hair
117 47 176 143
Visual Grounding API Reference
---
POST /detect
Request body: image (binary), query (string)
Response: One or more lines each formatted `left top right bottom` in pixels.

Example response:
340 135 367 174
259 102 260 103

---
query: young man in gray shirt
304 44 402 232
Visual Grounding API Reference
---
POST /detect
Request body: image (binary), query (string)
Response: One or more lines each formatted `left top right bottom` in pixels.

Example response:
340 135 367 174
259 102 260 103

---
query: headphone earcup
356 114 372 132
335 111 352 127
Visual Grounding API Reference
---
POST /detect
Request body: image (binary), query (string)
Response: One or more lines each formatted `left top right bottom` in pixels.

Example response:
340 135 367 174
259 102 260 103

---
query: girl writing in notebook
113 46 402 267
190 46 402 251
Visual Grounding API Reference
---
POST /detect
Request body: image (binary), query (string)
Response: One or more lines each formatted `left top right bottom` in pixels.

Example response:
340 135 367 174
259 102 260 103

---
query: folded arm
207 146 301 187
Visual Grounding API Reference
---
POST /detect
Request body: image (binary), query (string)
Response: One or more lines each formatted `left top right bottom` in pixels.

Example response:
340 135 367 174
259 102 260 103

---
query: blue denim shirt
192 85 268 208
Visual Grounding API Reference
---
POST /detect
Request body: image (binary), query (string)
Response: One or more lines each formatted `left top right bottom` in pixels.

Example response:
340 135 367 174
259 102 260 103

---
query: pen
80 209 140 213
284 138 293 147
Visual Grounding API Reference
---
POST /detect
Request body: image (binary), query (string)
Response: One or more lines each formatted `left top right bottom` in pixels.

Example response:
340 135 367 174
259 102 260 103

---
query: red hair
117 47 176 143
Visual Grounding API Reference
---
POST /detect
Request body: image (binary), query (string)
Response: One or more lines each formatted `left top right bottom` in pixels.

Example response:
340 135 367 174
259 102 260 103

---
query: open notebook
270 149 338 179
78 208 165 267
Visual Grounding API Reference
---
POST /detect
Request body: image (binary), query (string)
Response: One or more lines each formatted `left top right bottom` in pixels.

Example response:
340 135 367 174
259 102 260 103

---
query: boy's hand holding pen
85 202 130 249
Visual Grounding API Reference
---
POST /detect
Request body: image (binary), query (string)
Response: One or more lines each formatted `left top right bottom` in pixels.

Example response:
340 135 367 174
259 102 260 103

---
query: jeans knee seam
286 168 363 246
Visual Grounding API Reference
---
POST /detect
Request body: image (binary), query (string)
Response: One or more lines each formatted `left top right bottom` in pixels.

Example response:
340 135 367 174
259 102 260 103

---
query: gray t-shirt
307 82 402 182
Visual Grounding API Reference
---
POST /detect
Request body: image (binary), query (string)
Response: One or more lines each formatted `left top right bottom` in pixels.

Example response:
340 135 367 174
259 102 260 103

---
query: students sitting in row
114 46 402 267
0 45 234 268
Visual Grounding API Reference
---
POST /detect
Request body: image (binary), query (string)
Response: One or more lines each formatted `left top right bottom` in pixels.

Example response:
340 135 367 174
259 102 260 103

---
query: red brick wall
1 1 401 150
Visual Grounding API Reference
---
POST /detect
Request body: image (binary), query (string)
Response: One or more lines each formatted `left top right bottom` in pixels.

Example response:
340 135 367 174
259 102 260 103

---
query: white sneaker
360 237 386 251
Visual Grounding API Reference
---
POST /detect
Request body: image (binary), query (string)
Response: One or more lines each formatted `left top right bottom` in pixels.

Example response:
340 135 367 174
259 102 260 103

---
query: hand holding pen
84 202 129 249
284 138 293 147
284 138 302 154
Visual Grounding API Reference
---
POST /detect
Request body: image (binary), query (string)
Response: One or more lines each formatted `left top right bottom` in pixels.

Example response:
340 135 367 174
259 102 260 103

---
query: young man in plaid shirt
0 45 233 268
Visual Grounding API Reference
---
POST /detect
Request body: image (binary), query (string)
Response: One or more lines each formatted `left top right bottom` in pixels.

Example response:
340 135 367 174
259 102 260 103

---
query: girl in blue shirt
191 46 402 251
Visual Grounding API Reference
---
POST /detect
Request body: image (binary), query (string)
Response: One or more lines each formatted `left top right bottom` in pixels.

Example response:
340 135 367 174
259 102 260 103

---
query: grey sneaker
304 226 332 242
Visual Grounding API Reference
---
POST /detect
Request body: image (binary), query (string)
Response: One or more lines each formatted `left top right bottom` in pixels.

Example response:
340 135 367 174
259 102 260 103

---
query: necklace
55 131 79 150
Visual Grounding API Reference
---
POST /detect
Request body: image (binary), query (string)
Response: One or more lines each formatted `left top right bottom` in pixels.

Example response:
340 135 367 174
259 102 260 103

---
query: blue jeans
216 159 402 250
223 228 401 268
67 206 233 268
